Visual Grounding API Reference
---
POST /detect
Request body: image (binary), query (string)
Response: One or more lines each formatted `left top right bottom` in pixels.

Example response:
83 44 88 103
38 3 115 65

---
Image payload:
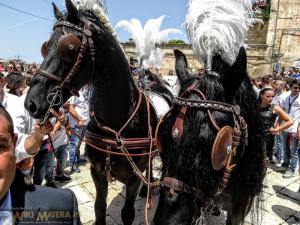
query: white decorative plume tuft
116 16 181 70
185 0 260 68
148 48 168 72
70 0 118 39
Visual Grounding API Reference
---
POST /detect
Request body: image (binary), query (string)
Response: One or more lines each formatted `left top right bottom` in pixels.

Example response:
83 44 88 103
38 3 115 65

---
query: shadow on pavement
273 185 300 203
106 186 159 225
272 205 299 224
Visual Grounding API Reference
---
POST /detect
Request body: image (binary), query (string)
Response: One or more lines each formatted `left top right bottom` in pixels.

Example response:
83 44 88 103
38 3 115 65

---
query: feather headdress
116 16 181 70
185 0 260 69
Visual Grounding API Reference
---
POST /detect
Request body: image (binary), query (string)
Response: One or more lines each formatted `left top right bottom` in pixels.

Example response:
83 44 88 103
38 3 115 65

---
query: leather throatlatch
211 126 233 171
171 106 187 141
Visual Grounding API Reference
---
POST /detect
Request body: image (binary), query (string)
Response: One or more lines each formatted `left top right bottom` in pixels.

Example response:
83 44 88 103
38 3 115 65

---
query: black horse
153 49 266 225
24 1 171 224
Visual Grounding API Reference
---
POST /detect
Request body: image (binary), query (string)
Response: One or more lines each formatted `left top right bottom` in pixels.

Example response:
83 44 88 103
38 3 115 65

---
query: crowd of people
254 66 300 180
1 58 300 224
0 60 90 224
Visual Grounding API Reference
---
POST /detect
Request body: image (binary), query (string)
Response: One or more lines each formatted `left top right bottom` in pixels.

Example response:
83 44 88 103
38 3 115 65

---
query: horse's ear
65 0 81 24
52 3 63 20
174 50 190 85
223 47 248 95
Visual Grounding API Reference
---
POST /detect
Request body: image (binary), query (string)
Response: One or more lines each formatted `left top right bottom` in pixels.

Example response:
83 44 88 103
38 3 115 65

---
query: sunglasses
292 87 300 90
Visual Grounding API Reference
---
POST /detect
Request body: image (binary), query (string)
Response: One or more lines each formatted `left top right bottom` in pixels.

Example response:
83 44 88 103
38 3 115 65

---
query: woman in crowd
258 88 293 161
5 72 26 97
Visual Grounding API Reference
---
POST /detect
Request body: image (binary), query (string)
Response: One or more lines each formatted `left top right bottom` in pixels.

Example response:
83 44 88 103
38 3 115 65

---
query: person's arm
24 121 54 155
50 110 64 137
270 106 293 135
297 123 300 144
65 104 84 127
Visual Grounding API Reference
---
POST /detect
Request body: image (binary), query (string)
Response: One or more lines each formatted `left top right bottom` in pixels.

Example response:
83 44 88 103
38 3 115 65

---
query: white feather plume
185 0 260 67
149 48 168 71
116 16 181 70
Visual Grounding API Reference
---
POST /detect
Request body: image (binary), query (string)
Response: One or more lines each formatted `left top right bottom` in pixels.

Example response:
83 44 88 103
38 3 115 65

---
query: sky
0 0 188 63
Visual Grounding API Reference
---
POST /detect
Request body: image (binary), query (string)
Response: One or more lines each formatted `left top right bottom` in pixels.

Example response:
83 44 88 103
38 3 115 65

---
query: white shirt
272 91 290 107
2 92 33 163
48 117 68 149
66 88 90 128
281 93 300 133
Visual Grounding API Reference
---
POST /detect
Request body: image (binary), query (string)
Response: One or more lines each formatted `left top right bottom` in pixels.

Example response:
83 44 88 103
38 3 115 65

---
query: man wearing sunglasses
280 79 300 178
0 105 82 225
0 72 53 164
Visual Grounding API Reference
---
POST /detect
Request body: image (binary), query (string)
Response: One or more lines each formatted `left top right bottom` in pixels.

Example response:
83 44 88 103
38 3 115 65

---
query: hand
270 127 279 135
78 120 84 127
16 157 34 171
35 121 54 136
50 130 56 137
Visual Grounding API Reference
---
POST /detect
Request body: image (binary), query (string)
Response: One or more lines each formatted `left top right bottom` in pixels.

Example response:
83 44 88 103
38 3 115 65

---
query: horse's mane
161 73 229 196
160 55 265 199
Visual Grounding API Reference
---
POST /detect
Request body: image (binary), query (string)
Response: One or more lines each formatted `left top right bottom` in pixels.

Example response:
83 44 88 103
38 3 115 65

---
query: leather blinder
211 126 233 171
57 34 81 63
41 41 48 58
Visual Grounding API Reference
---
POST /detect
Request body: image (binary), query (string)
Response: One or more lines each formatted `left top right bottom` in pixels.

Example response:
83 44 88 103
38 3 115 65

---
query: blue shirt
291 73 300 80
0 191 13 225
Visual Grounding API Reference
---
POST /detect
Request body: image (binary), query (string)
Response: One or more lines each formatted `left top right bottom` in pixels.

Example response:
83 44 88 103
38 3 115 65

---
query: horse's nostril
28 101 37 113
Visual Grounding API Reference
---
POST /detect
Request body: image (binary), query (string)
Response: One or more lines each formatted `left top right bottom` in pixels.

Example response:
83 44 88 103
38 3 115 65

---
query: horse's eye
41 41 48 58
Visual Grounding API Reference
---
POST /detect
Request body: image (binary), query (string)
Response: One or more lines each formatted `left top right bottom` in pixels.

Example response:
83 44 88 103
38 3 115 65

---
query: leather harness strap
85 130 156 150
171 106 187 140
161 177 206 199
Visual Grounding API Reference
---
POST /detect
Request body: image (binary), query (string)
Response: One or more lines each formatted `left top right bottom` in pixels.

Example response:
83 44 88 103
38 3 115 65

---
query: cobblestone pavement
57 149 300 225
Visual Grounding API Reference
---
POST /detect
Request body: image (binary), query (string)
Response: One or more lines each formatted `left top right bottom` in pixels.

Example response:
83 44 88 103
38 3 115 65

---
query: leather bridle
37 19 95 123
159 78 248 212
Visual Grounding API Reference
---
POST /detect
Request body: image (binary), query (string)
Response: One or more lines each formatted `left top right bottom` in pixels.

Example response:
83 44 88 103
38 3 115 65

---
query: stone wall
122 42 202 75
266 0 300 72
122 40 269 77
246 21 270 77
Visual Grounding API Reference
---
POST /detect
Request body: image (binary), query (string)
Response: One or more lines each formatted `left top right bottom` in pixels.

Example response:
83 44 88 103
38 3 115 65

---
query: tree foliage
168 39 186 44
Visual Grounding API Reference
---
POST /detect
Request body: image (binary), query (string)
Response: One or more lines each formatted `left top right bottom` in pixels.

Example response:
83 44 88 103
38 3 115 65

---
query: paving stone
66 157 300 225
69 186 94 204
261 193 300 221
78 202 95 224
82 182 97 198
279 182 300 202
245 209 287 225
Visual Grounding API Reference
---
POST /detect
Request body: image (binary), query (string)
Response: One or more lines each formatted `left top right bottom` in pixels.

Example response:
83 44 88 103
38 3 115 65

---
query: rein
159 79 248 212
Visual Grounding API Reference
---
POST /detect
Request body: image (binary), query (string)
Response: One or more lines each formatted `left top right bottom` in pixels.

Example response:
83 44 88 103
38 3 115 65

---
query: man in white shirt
280 79 300 178
272 80 290 166
0 72 53 163
0 105 82 225
65 85 90 173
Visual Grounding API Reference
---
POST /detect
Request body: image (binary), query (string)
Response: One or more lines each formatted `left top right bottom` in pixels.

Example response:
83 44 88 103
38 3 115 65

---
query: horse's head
25 0 124 119
153 48 255 225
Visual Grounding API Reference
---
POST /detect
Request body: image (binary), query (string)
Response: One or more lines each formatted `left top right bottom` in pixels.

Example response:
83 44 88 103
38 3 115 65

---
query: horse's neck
91 66 138 128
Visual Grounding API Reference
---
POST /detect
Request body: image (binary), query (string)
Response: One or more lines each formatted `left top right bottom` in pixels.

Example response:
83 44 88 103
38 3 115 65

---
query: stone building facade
122 42 201 76
266 0 300 73
122 0 300 78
